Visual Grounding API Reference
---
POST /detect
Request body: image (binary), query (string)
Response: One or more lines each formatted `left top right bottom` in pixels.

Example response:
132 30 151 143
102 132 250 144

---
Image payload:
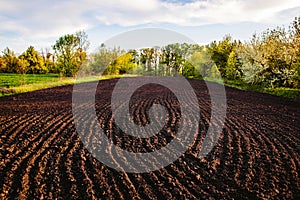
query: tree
2 48 19 73
237 34 269 86
19 46 47 74
188 47 214 78
208 36 236 78
41 48 55 73
160 43 192 75
182 61 201 78
140 48 156 74
16 58 30 74
237 27 294 88
0 57 7 73
105 53 136 75
290 17 300 88
53 30 89 77
226 50 243 80
91 44 121 74
160 45 181 76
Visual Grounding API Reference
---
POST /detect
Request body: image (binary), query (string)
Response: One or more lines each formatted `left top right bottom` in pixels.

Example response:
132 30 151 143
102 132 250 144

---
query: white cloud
1 0 299 32
87 0 300 26
0 0 299 52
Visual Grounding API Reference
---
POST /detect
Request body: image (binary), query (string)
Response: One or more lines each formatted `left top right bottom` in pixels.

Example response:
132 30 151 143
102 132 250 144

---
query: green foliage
294 54 300 88
202 17 300 91
237 26 296 88
90 43 203 77
16 58 30 74
291 17 300 88
226 51 243 80
0 47 55 74
189 47 214 78
208 36 237 78
140 48 156 74
0 57 7 72
91 45 122 74
160 43 196 75
41 49 55 73
182 61 201 78
53 31 89 77
0 31 89 77
115 53 136 74
104 53 136 75
20 46 47 74
1 48 19 73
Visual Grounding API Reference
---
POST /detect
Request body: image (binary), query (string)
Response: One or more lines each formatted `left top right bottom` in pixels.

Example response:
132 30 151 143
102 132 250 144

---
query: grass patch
224 79 300 100
0 73 60 88
263 88 300 99
0 73 136 97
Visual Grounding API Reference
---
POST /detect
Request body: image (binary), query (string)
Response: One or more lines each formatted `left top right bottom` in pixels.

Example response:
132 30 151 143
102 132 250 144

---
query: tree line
88 17 300 89
1 17 299 89
0 31 89 77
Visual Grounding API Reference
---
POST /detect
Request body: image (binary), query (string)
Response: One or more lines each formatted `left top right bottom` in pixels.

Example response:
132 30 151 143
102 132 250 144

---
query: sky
0 0 300 54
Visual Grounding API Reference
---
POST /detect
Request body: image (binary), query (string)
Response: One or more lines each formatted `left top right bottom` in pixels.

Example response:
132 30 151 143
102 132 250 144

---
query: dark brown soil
0 77 299 199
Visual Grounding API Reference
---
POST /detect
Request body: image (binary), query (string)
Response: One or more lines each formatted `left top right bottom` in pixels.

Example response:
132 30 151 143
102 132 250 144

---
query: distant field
0 73 135 96
0 73 78 96
0 73 61 88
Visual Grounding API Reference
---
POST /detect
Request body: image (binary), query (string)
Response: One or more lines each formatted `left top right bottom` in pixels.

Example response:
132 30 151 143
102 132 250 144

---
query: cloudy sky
1 0 300 53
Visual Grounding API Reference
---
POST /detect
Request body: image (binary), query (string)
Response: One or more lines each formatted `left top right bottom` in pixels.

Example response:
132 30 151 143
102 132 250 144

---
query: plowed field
0 78 299 199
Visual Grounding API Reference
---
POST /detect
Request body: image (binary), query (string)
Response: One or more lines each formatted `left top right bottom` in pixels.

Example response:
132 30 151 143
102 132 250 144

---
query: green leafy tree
104 53 136 75
41 48 55 73
237 27 293 87
208 36 236 78
2 48 19 73
16 58 30 74
19 46 47 74
226 50 243 80
290 17 300 88
161 43 193 75
53 31 89 77
182 61 201 78
189 47 214 78
140 48 155 74
0 57 7 73
91 44 121 74
115 53 136 74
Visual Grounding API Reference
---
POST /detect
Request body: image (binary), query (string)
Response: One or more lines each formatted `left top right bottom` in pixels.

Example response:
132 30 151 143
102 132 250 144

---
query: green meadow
0 73 135 97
